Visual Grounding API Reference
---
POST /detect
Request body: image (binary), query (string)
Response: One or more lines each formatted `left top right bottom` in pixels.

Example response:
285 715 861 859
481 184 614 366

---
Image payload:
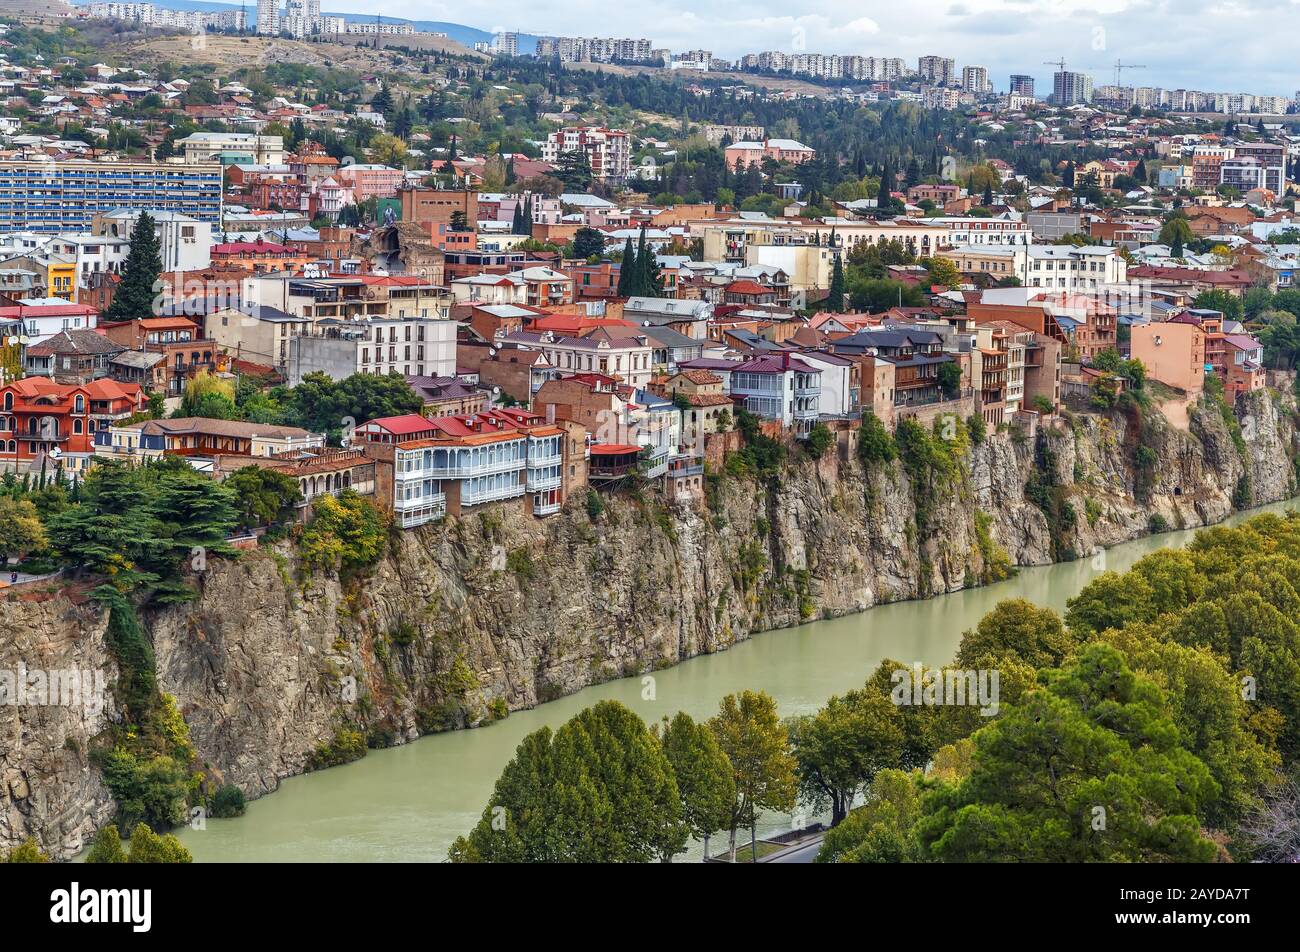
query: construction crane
1113 60 1147 87
1044 58 1068 74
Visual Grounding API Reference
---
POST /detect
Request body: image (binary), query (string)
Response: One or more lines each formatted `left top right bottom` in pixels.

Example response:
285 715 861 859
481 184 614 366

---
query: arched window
74 394 84 414
74 419 83 435
2 392 11 411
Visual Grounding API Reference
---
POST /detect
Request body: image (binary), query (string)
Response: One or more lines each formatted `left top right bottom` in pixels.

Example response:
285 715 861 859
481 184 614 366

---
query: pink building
723 138 816 169
541 127 632 184
334 164 405 203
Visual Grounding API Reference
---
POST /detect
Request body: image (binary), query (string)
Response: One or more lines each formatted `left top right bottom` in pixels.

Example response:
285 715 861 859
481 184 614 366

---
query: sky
372 0 1300 97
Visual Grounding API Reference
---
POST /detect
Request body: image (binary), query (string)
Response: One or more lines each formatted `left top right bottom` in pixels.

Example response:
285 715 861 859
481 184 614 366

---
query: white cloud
369 0 1298 94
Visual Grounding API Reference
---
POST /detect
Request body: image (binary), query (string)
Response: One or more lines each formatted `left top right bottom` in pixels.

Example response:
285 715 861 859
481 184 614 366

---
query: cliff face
4 391 1297 858
0 592 118 859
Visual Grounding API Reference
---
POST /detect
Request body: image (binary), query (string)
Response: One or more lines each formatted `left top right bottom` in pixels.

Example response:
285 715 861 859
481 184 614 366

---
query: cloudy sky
371 0 1299 96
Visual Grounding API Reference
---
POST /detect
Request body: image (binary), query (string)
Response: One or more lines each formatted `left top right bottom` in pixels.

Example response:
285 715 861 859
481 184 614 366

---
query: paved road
764 835 824 864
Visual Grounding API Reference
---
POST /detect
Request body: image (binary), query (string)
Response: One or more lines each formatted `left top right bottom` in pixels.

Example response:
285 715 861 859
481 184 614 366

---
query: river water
176 500 1298 862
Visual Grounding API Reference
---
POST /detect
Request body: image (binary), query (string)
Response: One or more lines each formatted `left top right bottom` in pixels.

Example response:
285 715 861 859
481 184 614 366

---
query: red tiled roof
364 413 437 435
724 280 771 295
0 303 98 319
731 353 819 374
213 240 295 255
1128 266 1253 285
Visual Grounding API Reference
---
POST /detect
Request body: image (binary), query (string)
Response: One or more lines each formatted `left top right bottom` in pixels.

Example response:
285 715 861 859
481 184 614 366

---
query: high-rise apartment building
962 66 990 93
255 0 279 36
0 160 223 233
918 56 955 85
1053 71 1093 105
541 127 631 185
491 32 519 56
1009 74 1035 97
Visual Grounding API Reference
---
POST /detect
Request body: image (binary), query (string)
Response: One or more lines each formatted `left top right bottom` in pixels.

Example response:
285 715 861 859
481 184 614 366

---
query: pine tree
617 237 636 297
983 182 994 206
511 201 525 235
905 156 921 189
106 212 162 322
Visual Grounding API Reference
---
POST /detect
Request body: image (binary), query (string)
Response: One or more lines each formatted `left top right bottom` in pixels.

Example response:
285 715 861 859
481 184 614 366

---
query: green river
175 500 1299 862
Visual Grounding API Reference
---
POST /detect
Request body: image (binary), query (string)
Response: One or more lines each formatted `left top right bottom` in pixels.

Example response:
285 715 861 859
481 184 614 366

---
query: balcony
527 450 563 468
527 472 563 492
398 494 446 528
427 457 525 479
533 499 562 516
669 457 705 478
462 481 525 507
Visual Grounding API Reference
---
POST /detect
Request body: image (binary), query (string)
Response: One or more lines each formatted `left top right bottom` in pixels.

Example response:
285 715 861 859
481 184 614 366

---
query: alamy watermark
0 664 107 716
891 663 1000 716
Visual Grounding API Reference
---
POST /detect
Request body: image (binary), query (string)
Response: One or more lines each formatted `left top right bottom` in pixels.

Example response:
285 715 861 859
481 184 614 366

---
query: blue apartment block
0 160 224 233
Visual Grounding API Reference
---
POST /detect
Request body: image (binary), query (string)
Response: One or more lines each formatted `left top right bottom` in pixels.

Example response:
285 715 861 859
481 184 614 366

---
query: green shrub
210 784 247 818
806 423 834 459
307 727 367 770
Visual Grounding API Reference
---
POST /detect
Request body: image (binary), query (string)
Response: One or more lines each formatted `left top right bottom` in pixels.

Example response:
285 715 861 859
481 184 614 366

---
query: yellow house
1077 160 1127 190
0 253 78 301
45 256 77 302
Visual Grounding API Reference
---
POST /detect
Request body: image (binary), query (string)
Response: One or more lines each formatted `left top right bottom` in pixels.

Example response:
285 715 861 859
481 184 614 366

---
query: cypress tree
512 201 525 235
828 255 846 313
878 161 895 211
632 225 651 298
106 211 163 322
642 241 663 297
617 237 636 297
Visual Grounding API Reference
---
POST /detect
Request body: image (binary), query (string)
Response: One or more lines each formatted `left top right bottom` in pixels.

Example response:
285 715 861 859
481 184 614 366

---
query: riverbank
170 497 1299 862
5 389 1297 859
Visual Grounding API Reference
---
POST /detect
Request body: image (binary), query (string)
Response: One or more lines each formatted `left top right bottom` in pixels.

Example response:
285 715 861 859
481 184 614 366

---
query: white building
94 210 213 273
920 214 1033 247
175 132 285 166
1025 246 1127 292
286 317 457 385
255 0 279 36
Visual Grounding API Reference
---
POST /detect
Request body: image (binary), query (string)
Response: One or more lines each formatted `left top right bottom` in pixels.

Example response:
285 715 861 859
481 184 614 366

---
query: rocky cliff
4 390 1297 858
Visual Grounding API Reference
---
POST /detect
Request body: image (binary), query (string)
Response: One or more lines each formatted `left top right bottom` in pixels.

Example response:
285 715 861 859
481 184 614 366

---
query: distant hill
69 0 540 52
7 0 77 15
